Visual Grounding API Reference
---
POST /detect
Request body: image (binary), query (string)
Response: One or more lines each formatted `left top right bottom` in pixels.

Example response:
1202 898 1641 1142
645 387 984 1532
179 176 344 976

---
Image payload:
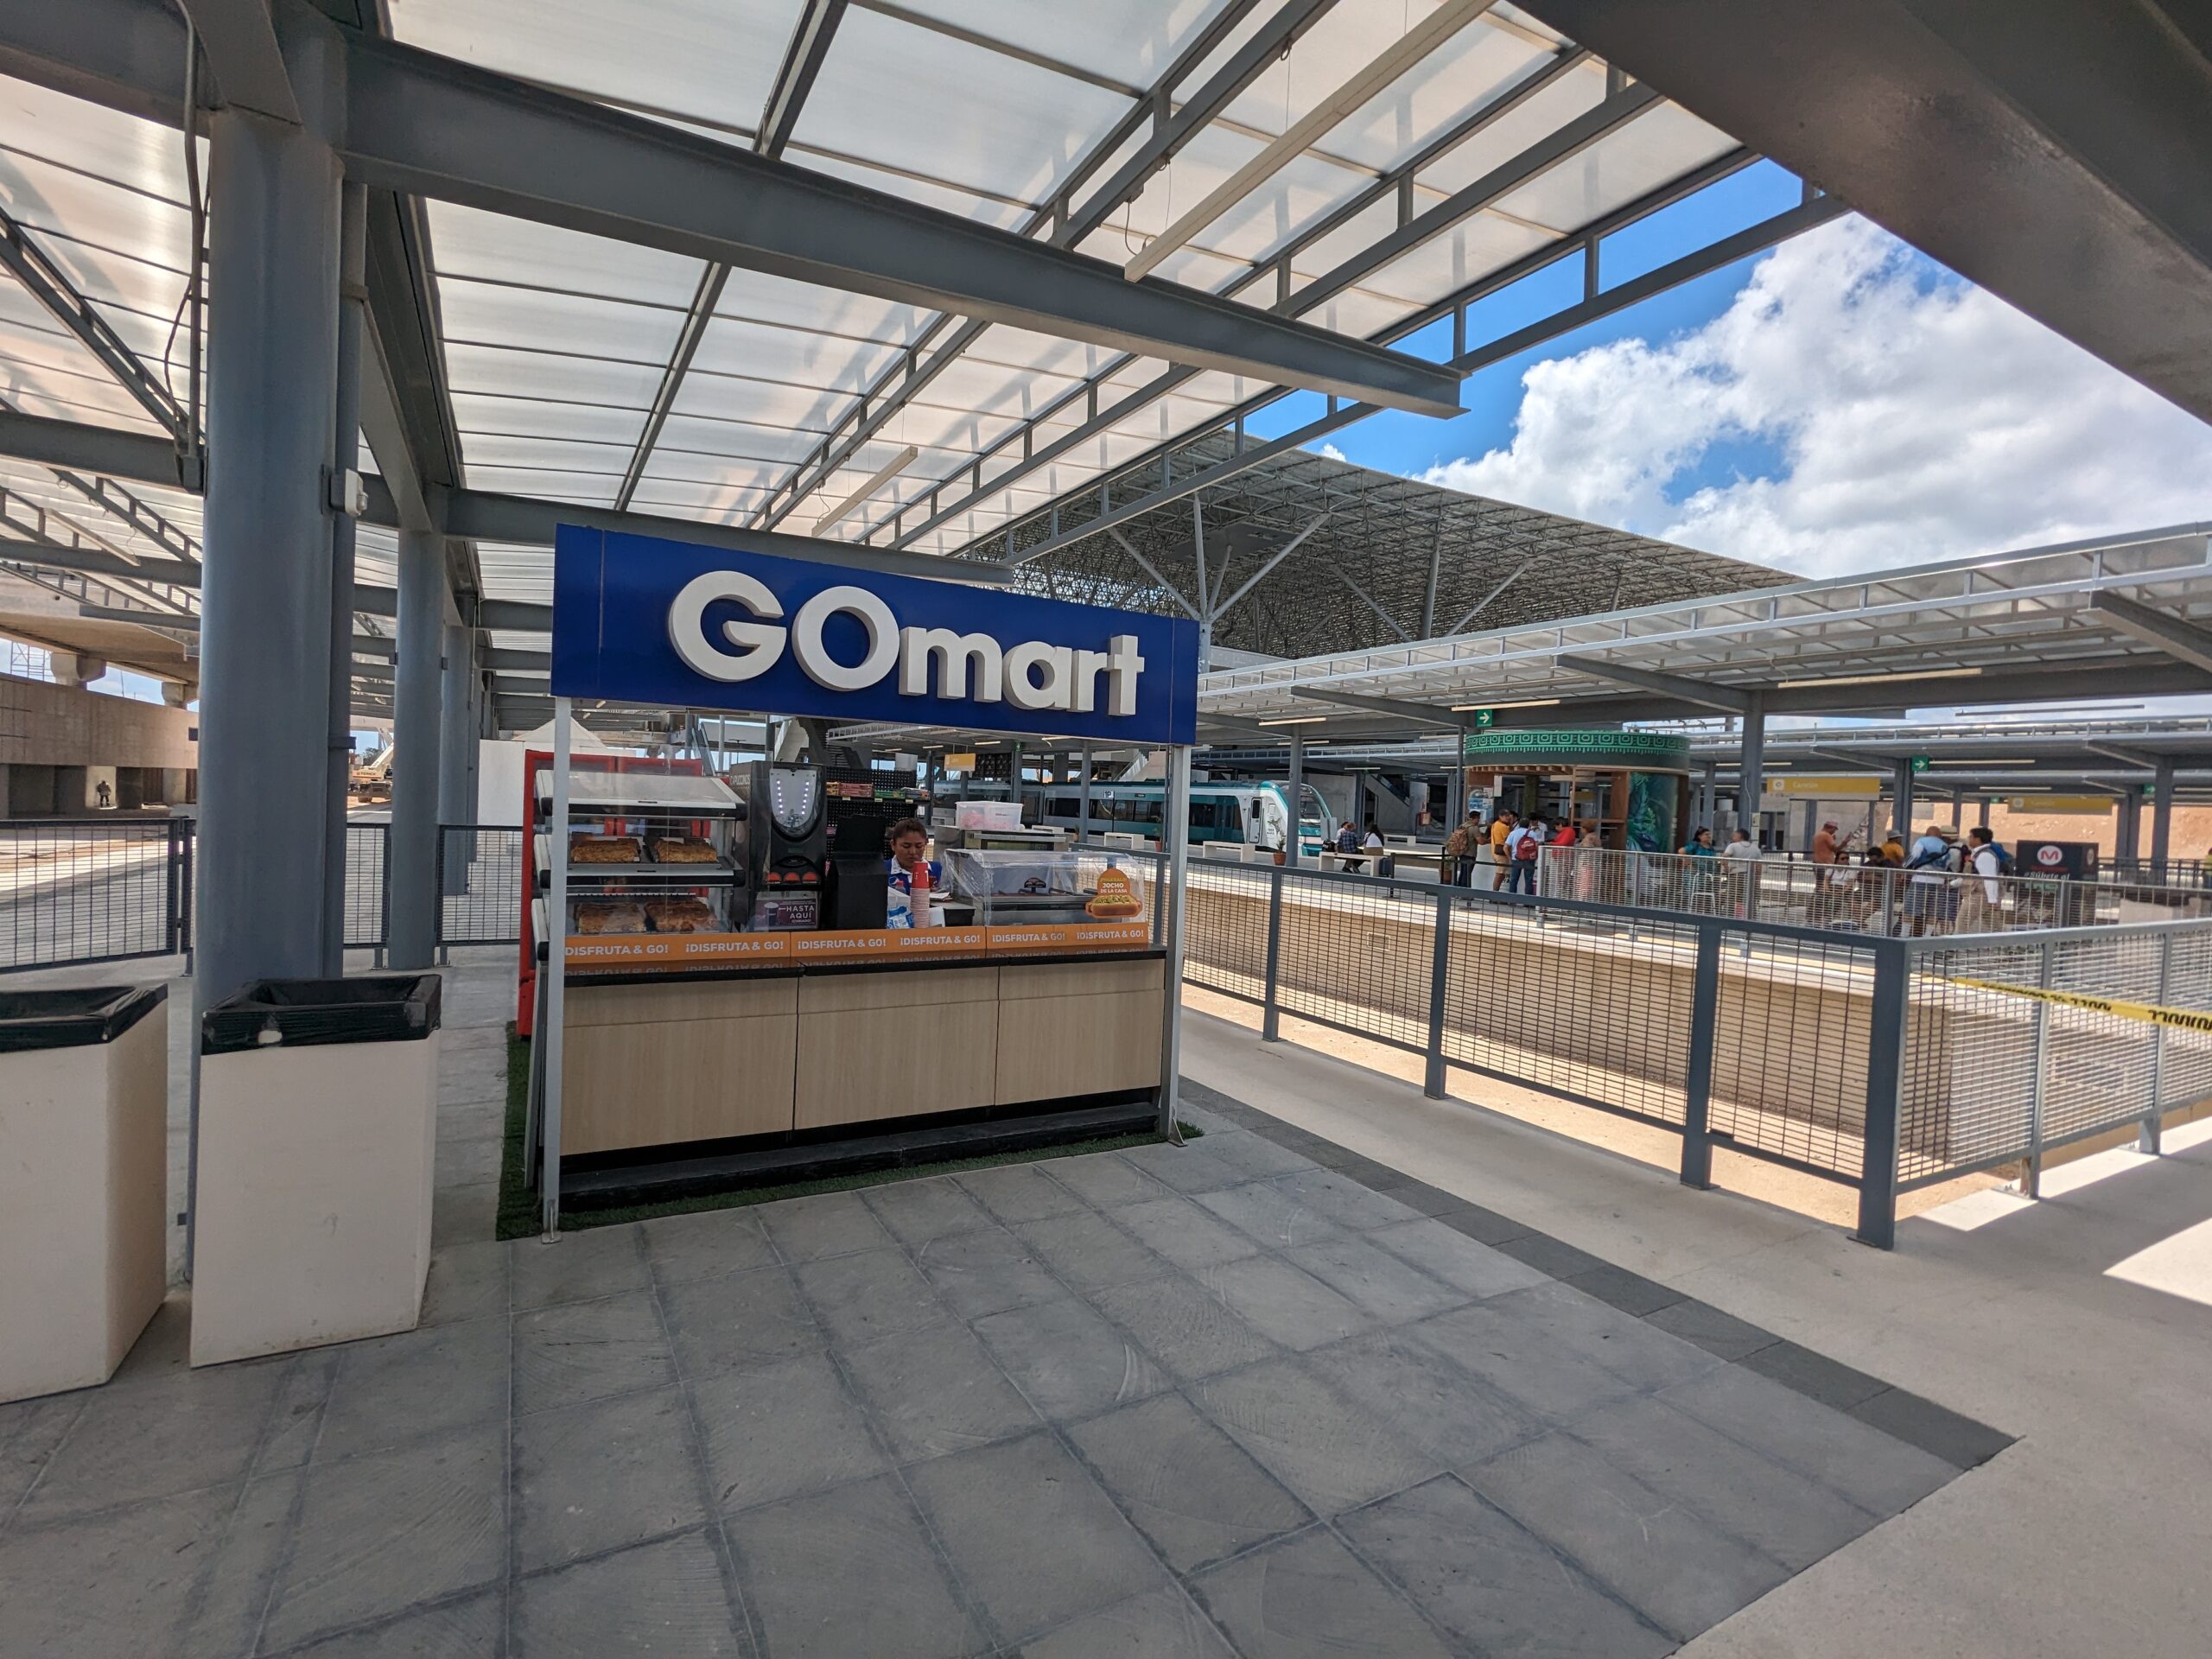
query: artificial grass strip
496 1027 1200 1238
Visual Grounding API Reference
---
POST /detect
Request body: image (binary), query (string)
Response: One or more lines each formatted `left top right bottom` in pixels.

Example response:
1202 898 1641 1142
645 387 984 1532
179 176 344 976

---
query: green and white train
1020 780 1336 856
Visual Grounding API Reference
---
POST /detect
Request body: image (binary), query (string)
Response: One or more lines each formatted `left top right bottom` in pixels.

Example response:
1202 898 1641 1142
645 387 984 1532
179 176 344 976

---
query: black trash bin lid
0 983 167 1054
201 975 442 1054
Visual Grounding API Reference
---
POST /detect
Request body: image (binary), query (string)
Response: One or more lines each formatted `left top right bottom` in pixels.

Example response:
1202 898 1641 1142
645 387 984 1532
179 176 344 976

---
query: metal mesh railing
1707 931 1879 1179
1540 844 2208 938
0 817 190 971
344 823 388 951
1898 918 2212 1188
436 825 526 952
1274 868 1433 1051
1440 890 1698 1127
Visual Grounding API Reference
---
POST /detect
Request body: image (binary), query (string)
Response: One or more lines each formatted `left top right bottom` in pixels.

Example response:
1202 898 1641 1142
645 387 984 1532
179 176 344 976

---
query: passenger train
1020 780 1336 856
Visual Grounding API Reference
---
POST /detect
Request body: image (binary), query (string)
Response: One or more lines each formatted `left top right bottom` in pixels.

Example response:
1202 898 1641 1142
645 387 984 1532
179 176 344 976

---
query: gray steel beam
178 0 300 124
1007 193 1846 567
419 488 1015 586
194 105 343 1007
388 527 442 969
1289 686 1465 728
439 621 474 892
1444 558 1534 636
1331 566 1409 641
318 18 1459 416
1517 0 2212 423
2086 593 2212 677
53 472 198 564
1554 652 1754 714
1103 527 1199 620
1211 516 1329 624
0 207 188 438
0 410 194 489
748 0 1293 531
2153 757 2176 865
614 0 847 508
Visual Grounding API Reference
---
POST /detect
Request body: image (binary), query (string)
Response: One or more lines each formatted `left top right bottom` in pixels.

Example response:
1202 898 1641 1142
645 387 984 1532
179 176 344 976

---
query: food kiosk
526 527 1202 1232
1461 728 1694 851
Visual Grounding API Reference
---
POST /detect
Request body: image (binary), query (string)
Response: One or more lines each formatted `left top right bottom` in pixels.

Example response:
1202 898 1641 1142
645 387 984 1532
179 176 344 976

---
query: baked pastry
649 836 719 864
645 897 716 933
575 901 645 935
571 836 641 865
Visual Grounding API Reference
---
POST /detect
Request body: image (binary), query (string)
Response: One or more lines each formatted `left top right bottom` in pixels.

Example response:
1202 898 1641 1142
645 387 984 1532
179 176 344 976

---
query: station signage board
551 525 1201 744
1777 776 1882 798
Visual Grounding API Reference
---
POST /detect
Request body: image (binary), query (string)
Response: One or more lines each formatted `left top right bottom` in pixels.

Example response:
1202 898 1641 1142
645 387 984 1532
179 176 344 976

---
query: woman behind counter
885 817 941 927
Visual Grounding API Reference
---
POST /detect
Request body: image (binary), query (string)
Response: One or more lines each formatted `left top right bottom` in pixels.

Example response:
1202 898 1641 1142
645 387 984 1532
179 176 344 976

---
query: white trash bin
0 984 168 1404
191 975 442 1368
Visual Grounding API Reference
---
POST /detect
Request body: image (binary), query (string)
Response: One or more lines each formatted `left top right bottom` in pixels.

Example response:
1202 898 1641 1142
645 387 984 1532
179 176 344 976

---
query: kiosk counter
531 766 1166 1165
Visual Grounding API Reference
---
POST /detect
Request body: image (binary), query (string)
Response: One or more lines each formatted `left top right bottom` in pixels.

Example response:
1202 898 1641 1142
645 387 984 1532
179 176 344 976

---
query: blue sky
1279 161 2212 578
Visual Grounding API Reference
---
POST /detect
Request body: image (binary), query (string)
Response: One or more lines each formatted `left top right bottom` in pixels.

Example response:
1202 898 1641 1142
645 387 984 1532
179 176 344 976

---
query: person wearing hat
1809 817 1853 921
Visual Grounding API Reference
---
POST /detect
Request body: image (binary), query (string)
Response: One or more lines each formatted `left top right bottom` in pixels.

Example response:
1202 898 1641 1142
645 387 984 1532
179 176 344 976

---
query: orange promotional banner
567 923 1154 969
985 921 1154 954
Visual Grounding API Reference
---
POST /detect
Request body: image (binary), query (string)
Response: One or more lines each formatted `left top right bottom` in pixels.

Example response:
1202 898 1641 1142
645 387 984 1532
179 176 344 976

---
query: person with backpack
1903 823 1951 935
1504 815 1543 893
1442 806 1480 885
1959 826 2008 932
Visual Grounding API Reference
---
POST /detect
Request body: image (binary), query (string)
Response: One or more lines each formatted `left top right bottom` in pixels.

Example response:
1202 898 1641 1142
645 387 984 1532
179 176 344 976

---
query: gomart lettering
668 574 1146 717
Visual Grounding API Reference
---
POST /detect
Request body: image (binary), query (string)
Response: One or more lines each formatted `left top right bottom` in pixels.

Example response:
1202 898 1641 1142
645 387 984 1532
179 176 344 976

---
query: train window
1187 801 1217 831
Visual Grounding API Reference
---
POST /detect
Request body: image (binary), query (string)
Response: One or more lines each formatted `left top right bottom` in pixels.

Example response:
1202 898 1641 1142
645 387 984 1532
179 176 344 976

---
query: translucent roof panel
788 5 1132 206
389 0 806 132
0 4 1797 696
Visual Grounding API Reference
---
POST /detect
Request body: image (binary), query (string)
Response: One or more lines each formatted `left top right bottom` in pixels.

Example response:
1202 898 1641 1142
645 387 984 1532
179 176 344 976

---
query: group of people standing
1440 807 1596 893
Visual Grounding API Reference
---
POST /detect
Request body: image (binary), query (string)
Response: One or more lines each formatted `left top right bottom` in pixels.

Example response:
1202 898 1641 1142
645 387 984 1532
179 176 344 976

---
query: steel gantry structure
0 0 2202 1009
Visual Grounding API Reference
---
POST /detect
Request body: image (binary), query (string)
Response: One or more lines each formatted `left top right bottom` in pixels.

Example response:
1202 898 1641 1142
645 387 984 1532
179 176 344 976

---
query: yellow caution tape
1948 976 2212 1033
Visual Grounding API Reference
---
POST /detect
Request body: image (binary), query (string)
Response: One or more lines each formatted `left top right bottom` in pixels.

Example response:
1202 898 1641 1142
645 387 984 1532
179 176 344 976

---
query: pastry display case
533 766 746 938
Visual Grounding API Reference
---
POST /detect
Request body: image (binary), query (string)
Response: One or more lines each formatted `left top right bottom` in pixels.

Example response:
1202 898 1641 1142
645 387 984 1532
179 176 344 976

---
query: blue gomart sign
550 526 1202 744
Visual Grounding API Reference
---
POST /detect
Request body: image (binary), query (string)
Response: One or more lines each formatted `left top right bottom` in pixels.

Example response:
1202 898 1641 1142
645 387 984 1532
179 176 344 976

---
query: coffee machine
743 762 826 929
823 804 900 931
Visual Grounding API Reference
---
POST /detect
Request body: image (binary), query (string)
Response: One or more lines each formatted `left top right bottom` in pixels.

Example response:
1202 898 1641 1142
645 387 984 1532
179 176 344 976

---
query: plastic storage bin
0 984 168 1403
191 975 442 1367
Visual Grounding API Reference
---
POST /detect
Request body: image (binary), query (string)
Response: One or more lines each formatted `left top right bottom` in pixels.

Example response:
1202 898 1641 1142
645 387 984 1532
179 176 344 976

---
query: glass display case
533 766 746 938
940 847 1152 930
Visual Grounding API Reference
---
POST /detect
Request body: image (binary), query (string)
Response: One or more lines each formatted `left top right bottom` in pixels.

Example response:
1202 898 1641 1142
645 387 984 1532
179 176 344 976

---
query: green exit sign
1471 709 1497 728
1910 754 1930 773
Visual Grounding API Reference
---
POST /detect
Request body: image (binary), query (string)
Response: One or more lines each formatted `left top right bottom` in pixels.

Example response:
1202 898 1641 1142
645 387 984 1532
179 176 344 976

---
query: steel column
1261 867 1285 1043
194 109 342 1008
1737 689 1765 841
387 527 444 968
2152 759 2175 868
2143 930 2173 1154
2024 940 2056 1198
1077 741 1093 842
1679 924 1721 1188
1287 735 1304 868
1158 746 1193 1139
321 179 365 977
439 620 473 893
1854 938 1909 1248
1892 760 1915 840
1698 761 1716 834
1423 888 1451 1098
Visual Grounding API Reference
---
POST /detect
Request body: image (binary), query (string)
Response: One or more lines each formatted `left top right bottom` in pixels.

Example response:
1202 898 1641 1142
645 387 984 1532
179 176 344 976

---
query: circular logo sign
2036 845 2064 868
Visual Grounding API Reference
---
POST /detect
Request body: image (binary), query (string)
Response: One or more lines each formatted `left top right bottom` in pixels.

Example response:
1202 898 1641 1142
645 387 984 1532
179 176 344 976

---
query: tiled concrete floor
0 1089 1993 1656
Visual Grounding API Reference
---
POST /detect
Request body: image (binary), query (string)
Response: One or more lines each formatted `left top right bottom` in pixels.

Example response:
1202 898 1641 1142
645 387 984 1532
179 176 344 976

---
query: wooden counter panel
562 1016 796 1154
566 976 796 1028
995 985 1163 1105
997 957 1165 1001
799 965 999 1014
797 998 1000 1129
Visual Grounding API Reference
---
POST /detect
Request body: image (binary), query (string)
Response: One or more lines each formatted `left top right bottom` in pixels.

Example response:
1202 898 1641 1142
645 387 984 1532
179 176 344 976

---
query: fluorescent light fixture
1258 715 1331 727
1450 696 1560 711
1929 757 2036 766
814 444 919 531
1775 666 1984 690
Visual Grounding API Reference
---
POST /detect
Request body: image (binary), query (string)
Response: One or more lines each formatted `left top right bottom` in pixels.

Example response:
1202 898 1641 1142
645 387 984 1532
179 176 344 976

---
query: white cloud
1316 442 1349 462
1418 217 2212 576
